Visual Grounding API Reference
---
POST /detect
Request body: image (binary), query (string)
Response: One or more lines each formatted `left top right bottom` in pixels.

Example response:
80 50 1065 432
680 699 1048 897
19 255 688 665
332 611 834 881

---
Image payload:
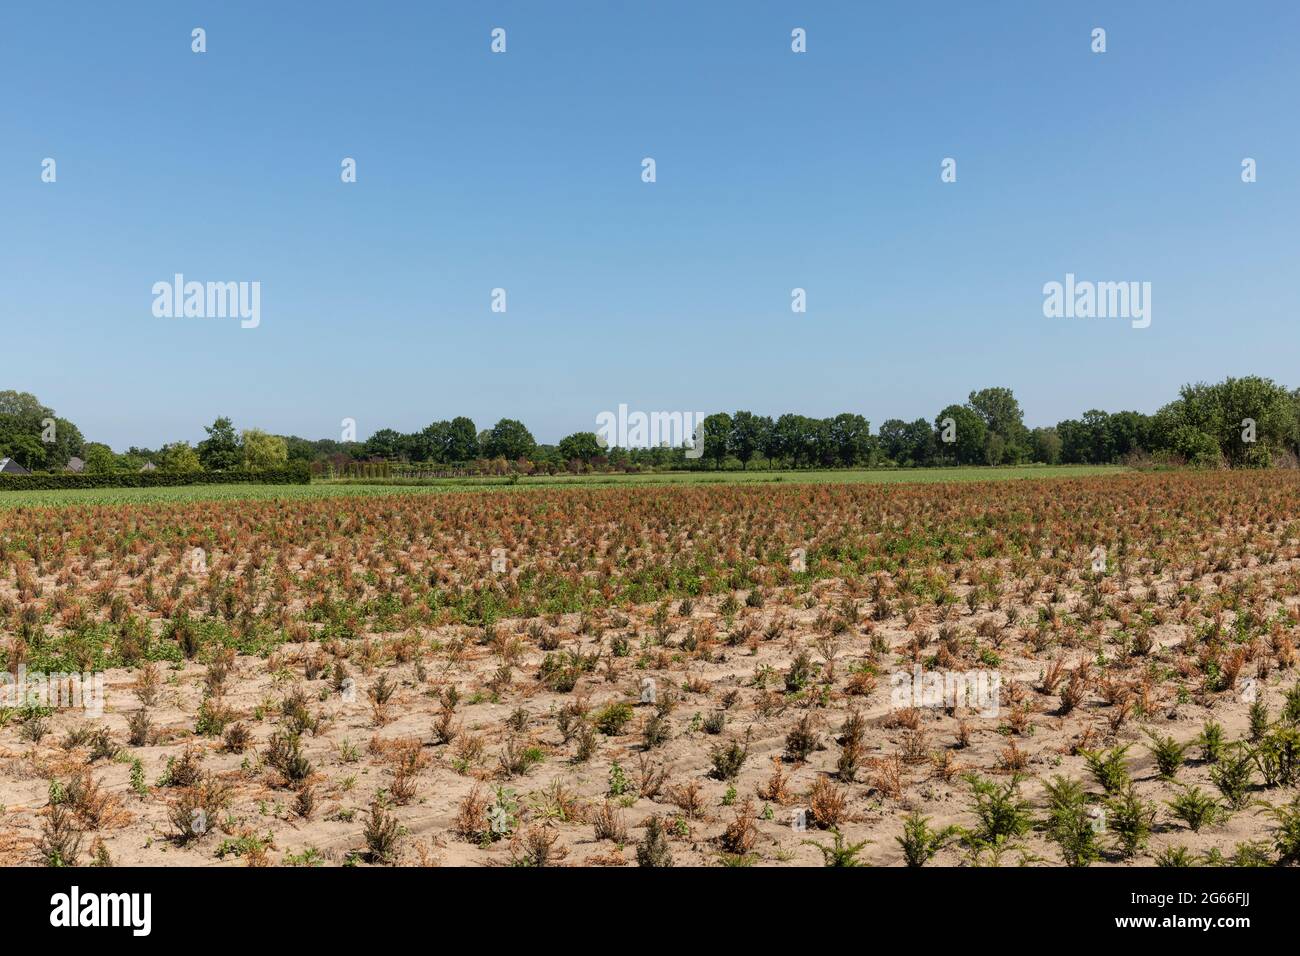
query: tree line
3 375 1297 476
0 397 290 474
692 378 1299 470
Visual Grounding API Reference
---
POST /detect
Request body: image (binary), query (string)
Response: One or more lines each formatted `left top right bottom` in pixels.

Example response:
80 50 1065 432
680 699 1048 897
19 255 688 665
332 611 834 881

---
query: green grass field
0 464 1128 508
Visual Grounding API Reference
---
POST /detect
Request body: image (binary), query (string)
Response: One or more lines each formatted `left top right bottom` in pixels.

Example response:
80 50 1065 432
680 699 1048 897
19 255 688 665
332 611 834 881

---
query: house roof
66 457 86 472
0 457 32 475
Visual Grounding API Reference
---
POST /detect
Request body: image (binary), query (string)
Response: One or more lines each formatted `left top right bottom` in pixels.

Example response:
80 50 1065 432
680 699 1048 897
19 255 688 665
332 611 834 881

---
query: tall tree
1106 411 1151 460
1154 376 1297 467
558 431 603 464
880 418 937 466
728 411 767 469
445 416 479 461
759 415 783 468
242 429 289 469
83 442 117 474
701 413 733 470
828 413 872 467
418 421 451 462
967 387 1030 464
158 441 203 473
197 417 241 471
481 418 536 460
363 428 404 461
1031 427 1062 464
934 404 986 465
0 390 82 470
774 414 817 467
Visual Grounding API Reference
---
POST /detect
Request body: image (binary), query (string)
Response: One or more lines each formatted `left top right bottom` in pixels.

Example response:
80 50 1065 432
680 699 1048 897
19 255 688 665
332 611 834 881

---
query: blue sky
3 1 1297 449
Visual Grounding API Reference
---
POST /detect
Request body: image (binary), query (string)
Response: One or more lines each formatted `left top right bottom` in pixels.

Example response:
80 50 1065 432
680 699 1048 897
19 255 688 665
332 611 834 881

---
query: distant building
140 461 158 472
0 458 32 475
65 457 86 473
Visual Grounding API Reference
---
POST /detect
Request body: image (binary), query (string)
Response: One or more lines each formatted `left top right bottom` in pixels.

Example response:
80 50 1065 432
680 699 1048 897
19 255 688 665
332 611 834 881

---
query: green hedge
0 462 311 491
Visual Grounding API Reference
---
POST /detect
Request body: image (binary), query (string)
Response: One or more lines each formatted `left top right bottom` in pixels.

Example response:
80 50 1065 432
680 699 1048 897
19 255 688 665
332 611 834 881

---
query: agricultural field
2 469 1299 867
0 463 1125 508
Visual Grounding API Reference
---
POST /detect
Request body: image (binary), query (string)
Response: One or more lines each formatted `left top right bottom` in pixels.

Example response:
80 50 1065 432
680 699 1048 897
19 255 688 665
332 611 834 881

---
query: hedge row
0 462 311 490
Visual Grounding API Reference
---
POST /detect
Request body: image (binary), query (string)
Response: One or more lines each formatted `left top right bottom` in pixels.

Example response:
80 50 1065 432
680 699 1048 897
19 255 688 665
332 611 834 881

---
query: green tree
759 416 785 468
967 387 1030 463
1083 410 1116 463
1153 376 1297 467
828 413 873 467
934 405 986 465
773 414 815 467
399 430 433 462
1058 410 1147 465
1056 418 1088 463
1213 376 1296 466
879 419 908 464
880 418 935 466
445 416 479 462
83 442 117 474
417 421 451 462
1293 388 1300 455
0 390 51 420
0 390 80 470
158 441 203 473
810 418 840 468
241 429 288 469
727 411 766 469
0 433 46 470
557 431 603 464
1106 411 1151 460
197 417 242 471
363 428 404 461
701 413 732 470
1031 426 1062 465
481 419 536 461
984 432 1006 466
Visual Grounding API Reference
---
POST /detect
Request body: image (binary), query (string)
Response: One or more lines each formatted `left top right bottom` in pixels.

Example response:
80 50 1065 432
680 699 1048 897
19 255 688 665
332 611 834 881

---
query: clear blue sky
3 1 1297 450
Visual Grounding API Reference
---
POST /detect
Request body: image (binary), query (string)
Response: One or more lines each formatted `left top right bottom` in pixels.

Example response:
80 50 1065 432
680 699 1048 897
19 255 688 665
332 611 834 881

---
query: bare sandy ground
3 556 1295 867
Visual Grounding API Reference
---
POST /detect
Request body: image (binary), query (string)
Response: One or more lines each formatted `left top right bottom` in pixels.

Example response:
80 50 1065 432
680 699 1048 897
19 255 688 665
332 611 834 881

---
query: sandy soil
3 556 1296 867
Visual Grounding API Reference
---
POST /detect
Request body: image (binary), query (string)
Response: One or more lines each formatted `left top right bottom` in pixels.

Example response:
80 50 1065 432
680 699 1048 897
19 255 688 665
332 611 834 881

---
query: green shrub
1251 725 1300 787
805 830 870 867
1210 745 1254 809
1082 744 1132 795
897 811 956 867
1166 786 1222 832
1154 845 1195 867
709 737 750 781
1266 796 1300 865
1248 700 1270 743
1198 720 1226 764
1041 776 1102 867
1106 785 1157 859
594 702 634 736
0 462 310 491
1144 731 1189 780
962 773 1033 848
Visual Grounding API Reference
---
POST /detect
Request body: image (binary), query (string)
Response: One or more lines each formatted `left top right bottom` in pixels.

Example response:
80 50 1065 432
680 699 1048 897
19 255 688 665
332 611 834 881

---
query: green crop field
0 464 1128 508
